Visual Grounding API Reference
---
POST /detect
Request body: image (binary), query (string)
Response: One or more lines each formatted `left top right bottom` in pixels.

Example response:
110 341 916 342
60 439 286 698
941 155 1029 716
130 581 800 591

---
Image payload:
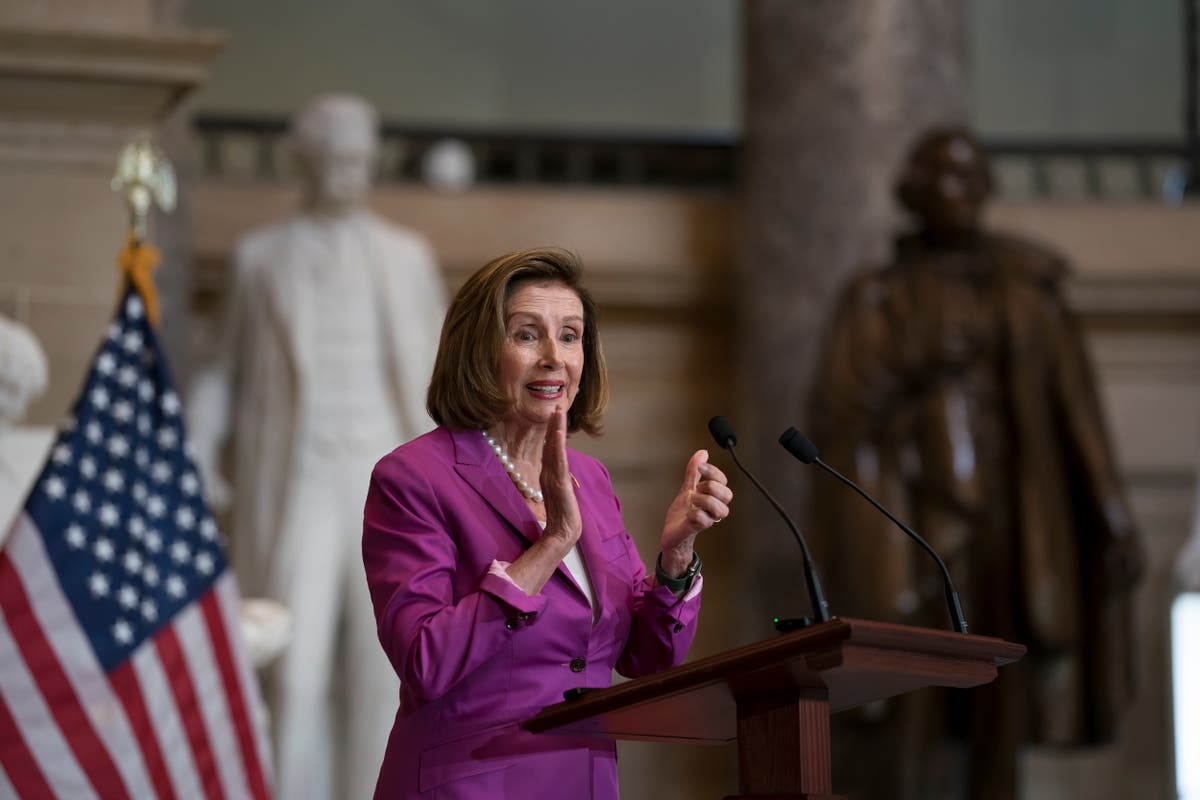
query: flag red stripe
0 688 56 800
108 661 178 800
155 626 224 800
199 591 270 800
0 552 131 800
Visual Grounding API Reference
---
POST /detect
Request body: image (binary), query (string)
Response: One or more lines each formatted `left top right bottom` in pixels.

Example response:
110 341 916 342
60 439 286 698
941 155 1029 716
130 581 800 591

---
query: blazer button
569 658 586 673
505 619 518 630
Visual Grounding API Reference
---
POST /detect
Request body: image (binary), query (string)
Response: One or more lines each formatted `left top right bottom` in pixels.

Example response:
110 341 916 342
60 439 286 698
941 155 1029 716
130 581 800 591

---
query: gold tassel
117 235 162 328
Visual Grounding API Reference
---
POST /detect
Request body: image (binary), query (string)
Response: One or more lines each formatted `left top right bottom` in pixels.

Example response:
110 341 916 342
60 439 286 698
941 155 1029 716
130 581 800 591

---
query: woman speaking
362 248 732 799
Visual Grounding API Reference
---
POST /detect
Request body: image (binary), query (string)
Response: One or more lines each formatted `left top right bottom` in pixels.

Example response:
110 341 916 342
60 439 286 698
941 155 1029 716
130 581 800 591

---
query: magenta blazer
362 426 702 799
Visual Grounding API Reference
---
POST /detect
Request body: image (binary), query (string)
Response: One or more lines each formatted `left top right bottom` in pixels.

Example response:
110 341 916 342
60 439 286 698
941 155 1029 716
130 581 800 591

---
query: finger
695 480 734 506
688 492 729 524
697 461 729 487
545 408 578 507
685 505 725 533
541 408 582 538
680 449 708 493
542 407 571 486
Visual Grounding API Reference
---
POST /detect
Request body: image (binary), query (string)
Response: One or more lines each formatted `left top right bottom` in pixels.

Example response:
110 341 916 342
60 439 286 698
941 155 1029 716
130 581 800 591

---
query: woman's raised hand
540 406 582 551
659 450 732 575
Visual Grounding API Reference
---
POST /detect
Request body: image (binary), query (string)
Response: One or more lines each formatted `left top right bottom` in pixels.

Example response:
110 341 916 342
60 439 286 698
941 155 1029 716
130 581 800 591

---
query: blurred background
1 1 1197 797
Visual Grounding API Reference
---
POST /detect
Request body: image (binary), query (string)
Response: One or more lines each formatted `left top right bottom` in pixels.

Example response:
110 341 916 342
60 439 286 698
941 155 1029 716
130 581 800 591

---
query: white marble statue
187 94 447 800
0 315 52 540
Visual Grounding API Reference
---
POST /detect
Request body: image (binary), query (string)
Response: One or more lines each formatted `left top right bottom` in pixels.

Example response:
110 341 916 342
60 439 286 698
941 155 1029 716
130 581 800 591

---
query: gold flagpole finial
111 137 175 327
111 136 177 244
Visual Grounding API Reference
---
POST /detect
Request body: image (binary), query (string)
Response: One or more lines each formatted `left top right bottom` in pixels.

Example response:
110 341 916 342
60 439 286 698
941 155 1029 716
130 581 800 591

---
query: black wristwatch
655 552 701 593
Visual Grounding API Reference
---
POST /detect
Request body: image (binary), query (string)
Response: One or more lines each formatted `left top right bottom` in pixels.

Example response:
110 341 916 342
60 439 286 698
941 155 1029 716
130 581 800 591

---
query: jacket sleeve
615 558 703 679
362 455 548 704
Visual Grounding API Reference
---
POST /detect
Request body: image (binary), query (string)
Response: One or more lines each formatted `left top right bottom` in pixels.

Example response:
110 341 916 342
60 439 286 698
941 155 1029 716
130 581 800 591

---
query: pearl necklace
482 431 544 502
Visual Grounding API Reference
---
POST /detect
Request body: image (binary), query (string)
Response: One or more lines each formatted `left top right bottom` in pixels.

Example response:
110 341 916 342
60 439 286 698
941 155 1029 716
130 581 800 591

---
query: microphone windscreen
707 416 738 449
779 427 820 464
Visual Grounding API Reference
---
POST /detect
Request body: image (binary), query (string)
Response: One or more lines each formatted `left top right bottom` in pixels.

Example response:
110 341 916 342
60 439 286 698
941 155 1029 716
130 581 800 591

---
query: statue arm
412 240 448 430
185 248 252 510
379 231 448 436
1049 299 1144 591
811 275 911 437
187 365 234 509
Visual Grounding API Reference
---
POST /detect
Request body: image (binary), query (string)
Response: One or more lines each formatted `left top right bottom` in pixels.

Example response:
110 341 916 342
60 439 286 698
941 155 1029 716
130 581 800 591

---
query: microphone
778 427 968 634
707 416 832 627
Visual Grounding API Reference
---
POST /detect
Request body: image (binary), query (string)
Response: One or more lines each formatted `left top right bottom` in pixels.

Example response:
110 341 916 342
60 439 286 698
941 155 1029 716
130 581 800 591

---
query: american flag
0 287 273 798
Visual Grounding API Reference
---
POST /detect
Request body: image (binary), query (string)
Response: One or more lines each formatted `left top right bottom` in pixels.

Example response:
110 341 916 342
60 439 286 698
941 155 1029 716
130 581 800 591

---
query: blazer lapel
570 458 609 611
452 428 543 548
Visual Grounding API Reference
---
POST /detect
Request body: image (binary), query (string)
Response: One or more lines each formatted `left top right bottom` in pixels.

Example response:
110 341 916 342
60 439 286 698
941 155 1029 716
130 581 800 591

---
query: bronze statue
809 127 1144 799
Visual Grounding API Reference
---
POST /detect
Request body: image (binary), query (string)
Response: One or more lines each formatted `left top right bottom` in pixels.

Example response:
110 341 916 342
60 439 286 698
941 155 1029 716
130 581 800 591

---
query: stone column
737 3 966 798
0 2 222 425
736 0 967 627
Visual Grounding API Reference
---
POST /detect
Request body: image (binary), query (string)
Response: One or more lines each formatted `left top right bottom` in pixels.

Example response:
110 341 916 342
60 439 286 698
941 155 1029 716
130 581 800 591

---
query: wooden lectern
523 617 1025 799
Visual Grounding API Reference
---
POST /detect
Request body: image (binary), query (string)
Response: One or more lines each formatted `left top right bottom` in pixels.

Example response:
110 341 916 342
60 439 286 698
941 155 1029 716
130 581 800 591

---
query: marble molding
0 25 224 167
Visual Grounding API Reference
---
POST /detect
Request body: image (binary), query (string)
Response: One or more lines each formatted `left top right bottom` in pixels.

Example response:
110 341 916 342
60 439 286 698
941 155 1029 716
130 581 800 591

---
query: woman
362 248 732 799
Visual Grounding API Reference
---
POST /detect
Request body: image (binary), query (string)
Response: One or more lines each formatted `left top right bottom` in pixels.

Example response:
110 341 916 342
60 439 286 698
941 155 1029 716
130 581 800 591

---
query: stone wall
0 10 222 425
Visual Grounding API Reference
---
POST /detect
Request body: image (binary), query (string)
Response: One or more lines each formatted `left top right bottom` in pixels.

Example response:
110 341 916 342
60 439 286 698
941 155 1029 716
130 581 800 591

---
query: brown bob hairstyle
426 248 608 436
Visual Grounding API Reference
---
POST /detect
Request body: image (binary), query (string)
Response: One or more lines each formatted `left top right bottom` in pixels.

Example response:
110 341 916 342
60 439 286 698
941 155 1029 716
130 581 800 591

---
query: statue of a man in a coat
187 94 446 800
810 127 1144 800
